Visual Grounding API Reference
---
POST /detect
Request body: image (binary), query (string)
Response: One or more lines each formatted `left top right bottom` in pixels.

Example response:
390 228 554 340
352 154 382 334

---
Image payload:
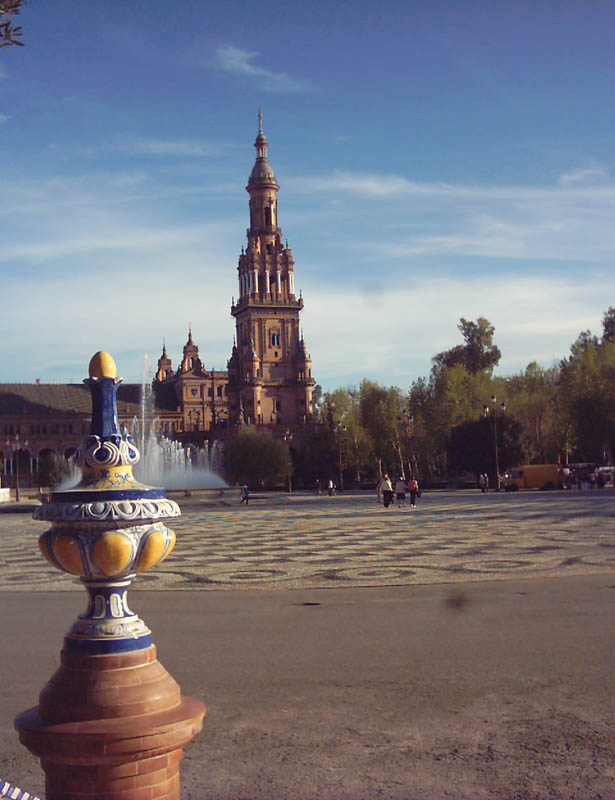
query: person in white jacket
380 474 394 508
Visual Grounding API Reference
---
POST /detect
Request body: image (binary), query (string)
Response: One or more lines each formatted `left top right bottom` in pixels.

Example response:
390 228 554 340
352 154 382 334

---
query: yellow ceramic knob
88 351 117 379
137 529 169 573
54 534 85 576
93 533 133 577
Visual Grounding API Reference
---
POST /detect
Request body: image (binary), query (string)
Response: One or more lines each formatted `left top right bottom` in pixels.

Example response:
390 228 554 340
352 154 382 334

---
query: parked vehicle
504 464 563 491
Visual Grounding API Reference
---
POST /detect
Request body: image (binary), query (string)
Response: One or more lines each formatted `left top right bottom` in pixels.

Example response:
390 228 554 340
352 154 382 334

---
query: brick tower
228 113 315 428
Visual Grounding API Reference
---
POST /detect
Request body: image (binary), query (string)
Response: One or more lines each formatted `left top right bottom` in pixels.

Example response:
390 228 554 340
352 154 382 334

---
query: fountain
135 432 227 491
131 356 235 501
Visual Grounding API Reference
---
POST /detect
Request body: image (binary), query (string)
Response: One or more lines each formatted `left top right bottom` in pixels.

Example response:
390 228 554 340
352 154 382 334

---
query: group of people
478 473 490 493
377 474 420 508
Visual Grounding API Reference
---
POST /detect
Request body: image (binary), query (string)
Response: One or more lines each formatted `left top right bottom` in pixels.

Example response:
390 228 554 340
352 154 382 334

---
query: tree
558 324 615 463
602 307 615 343
292 424 337 489
0 0 24 47
504 362 561 464
222 427 289 488
321 387 370 485
358 381 405 477
433 317 501 375
407 377 443 479
448 416 523 479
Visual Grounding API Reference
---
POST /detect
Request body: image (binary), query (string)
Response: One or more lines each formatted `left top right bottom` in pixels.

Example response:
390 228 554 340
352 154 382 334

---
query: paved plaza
1 490 615 799
1 489 614 592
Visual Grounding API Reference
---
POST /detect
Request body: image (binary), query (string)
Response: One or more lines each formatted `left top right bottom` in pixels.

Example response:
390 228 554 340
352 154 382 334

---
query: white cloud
3 263 609 389
293 170 615 202
113 138 224 157
2 158 613 388
213 45 313 93
0 267 236 384
0 113 9 123
558 167 608 187
0 225 215 262
300 274 614 389
284 169 615 265
383 212 611 262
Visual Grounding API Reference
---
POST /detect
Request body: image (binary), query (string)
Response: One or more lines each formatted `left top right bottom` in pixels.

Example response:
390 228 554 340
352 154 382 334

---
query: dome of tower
248 158 278 187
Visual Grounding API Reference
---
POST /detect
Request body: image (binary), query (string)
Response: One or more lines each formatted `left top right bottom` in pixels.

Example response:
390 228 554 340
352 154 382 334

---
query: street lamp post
327 400 344 491
283 428 293 493
336 422 346 493
484 395 506 490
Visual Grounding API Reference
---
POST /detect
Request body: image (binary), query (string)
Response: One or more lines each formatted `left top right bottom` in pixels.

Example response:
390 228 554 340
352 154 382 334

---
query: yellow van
504 464 563 491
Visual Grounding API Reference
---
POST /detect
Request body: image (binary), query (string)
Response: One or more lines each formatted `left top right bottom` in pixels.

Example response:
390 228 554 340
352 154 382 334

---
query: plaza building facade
0 120 316 488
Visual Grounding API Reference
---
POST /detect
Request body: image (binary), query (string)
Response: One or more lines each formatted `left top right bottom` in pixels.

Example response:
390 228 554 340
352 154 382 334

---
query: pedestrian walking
240 485 250 505
394 476 407 508
327 478 335 497
408 476 420 508
381 474 394 508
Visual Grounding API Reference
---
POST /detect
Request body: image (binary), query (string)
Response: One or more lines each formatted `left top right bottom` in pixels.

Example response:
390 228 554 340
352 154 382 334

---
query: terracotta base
15 645 205 800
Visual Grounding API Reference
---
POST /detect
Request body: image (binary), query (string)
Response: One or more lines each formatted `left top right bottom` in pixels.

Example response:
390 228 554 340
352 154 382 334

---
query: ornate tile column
15 352 205 800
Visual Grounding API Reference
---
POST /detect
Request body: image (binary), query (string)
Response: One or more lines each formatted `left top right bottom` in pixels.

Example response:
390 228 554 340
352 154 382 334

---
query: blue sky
1 0 614 390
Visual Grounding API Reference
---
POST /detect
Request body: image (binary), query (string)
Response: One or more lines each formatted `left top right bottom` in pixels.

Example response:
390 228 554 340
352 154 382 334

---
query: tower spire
229 121 314 428
156 338 173 382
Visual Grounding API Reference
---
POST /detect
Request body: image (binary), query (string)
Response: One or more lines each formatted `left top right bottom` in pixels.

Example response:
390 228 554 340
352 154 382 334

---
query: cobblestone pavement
1 490 613 591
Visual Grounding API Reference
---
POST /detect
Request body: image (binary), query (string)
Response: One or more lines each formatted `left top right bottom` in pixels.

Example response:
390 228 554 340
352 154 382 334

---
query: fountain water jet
135 432 227 490
133 356 228 491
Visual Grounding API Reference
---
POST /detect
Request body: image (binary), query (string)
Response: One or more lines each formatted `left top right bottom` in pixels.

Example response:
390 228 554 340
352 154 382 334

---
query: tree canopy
222 427 289 489
289 308 615 488
0 0 24 47
433 317 501 375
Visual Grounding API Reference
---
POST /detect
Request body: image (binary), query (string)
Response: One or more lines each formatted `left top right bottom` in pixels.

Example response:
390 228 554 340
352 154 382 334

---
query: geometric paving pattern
1 490 613 592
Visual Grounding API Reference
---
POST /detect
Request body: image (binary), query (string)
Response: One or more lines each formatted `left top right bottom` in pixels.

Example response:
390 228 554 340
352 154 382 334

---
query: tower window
271 332 280 347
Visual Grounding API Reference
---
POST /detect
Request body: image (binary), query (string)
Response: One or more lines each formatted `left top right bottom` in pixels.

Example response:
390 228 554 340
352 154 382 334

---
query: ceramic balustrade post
15 352 205 800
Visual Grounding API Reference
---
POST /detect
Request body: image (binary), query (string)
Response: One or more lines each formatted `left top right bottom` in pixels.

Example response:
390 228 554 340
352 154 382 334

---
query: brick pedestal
15 645 205 800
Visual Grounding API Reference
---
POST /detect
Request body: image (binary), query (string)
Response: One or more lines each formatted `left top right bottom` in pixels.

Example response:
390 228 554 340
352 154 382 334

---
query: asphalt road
1 491 615 799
